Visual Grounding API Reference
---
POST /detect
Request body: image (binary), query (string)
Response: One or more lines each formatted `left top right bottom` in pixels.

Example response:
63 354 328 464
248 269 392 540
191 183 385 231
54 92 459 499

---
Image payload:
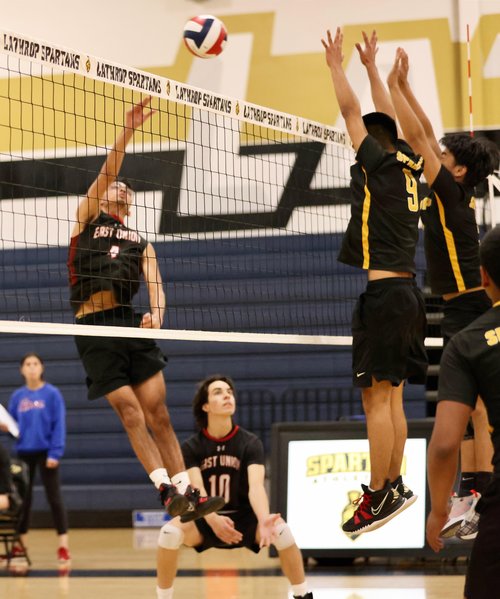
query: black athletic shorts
442 289 491 346
194 509 260 553
351 278 428 388
465 476 500 598
74 307 167 400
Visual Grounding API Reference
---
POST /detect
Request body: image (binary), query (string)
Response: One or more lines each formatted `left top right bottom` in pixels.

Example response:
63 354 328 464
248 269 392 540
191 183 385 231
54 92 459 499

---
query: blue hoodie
8 383 66 461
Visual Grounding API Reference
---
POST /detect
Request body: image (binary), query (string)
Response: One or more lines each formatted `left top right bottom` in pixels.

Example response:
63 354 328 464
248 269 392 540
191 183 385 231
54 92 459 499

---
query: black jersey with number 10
182 426 265 514
338 136 423 273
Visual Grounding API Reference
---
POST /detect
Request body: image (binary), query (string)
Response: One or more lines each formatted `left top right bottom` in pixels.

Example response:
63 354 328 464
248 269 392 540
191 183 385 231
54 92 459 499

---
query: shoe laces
354 492 372 519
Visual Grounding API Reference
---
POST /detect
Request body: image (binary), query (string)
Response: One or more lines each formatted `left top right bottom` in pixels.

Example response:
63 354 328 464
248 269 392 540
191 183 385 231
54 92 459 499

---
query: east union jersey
338 136 423 273
182 426 265 514
438 303 500 470
67 212 147 313
420 165 481 295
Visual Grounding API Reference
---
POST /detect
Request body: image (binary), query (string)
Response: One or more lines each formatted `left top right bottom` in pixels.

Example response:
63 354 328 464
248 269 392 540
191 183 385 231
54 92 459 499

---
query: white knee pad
272 521 295 551
158 523 185 550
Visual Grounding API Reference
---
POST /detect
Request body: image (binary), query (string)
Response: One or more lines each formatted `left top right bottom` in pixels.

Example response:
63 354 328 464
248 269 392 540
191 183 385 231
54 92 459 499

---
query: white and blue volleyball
183 15 228 59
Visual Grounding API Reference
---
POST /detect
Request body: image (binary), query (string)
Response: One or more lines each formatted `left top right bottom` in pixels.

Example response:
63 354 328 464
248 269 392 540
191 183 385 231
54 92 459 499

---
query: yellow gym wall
1 0 499 155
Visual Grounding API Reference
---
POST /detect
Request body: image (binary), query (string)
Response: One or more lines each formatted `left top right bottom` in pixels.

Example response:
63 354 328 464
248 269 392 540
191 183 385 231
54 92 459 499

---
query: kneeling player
156 375 312 599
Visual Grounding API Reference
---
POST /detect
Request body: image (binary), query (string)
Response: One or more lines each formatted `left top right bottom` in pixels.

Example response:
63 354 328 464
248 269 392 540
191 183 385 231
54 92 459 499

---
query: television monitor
271 419 470 558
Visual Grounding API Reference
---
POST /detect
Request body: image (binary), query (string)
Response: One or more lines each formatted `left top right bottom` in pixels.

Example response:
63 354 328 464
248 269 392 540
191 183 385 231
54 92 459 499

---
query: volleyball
183 15 228 59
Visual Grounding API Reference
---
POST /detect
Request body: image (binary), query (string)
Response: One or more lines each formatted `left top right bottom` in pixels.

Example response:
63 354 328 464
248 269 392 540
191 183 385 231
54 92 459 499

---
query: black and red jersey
67 212 147 313
182 426 265 513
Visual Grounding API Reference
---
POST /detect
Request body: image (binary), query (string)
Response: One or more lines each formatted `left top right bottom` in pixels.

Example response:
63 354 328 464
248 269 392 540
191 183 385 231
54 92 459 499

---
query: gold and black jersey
438 302 500 471
421 166 481 295
338 136 423 273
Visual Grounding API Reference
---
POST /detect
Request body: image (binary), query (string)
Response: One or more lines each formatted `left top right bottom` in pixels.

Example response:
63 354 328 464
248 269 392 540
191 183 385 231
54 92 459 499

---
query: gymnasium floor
0 529 467 598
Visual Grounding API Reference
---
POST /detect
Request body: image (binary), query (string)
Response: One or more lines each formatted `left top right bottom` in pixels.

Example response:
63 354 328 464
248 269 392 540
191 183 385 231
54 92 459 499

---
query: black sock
458 472 477 497
390 475 402 488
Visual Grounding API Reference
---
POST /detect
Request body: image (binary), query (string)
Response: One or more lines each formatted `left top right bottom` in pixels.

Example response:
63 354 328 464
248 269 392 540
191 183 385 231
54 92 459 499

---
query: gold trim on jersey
361 167 371 269
435 192 465 292
493 301 500 308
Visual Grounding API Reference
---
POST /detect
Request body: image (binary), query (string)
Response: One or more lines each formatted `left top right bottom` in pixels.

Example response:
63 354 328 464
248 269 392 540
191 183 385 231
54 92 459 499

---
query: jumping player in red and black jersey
322 28 427 536
67 97 223 521
389 47 499 539
156 375 313 599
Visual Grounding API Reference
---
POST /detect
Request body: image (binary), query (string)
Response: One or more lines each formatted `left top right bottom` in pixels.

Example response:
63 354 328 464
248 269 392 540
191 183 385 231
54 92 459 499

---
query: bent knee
158 522 185 550
273 521 296 551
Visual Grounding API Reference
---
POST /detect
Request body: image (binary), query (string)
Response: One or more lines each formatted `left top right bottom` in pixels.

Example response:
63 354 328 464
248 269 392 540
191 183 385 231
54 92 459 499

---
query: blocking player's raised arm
397 49 441 158
322 27 367 151
387 49 441 186
356 30 398 126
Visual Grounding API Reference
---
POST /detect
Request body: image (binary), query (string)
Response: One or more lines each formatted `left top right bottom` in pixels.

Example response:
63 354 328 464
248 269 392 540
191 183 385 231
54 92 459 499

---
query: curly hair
440 134 499 188
192 374 236 430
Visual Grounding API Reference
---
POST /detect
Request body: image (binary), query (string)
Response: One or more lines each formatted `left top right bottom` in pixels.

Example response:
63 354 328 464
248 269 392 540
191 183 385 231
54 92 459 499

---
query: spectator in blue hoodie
8 353 70 566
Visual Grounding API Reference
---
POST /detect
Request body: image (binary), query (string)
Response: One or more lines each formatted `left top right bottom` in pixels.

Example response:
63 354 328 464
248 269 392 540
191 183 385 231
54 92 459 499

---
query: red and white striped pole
466 24 474 137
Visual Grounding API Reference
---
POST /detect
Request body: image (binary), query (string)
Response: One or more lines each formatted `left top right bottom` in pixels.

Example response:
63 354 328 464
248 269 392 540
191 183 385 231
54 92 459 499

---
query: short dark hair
192 374 236 430
480 225 500 288
362 112 398 149
440 134 499 187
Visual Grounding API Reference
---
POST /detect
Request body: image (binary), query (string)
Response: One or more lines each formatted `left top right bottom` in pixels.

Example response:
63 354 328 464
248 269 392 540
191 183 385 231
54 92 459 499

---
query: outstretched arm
355 30 397 122
322 27 367 151
140 242 166 329
71 97 154 237
398 49 441 158
387 49 441 185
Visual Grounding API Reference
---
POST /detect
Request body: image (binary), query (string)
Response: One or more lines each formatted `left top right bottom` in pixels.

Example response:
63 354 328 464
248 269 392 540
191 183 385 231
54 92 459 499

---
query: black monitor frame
271 418 471 559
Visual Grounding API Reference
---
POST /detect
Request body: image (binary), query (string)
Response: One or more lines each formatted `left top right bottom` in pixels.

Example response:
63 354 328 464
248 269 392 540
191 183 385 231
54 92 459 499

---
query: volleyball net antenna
0 29 476 348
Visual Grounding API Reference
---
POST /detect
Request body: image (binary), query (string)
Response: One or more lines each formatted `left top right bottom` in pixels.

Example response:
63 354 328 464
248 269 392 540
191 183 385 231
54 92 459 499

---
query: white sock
149 468 171 489
291 581 308 597
156 585 174 599
171 472 190 495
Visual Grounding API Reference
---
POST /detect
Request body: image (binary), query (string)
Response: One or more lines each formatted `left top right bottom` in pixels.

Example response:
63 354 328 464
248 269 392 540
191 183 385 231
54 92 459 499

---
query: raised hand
125 96 155 131
355 30 378 68
398 48 410 84
321 27 344 70
387 48 403 89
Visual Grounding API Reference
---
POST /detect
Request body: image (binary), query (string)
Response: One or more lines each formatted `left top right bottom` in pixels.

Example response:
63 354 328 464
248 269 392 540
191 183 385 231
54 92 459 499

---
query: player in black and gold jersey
322 28 427 535
389 47 499 538
426 226 500 598
156 375 313 599
68 98 223 521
